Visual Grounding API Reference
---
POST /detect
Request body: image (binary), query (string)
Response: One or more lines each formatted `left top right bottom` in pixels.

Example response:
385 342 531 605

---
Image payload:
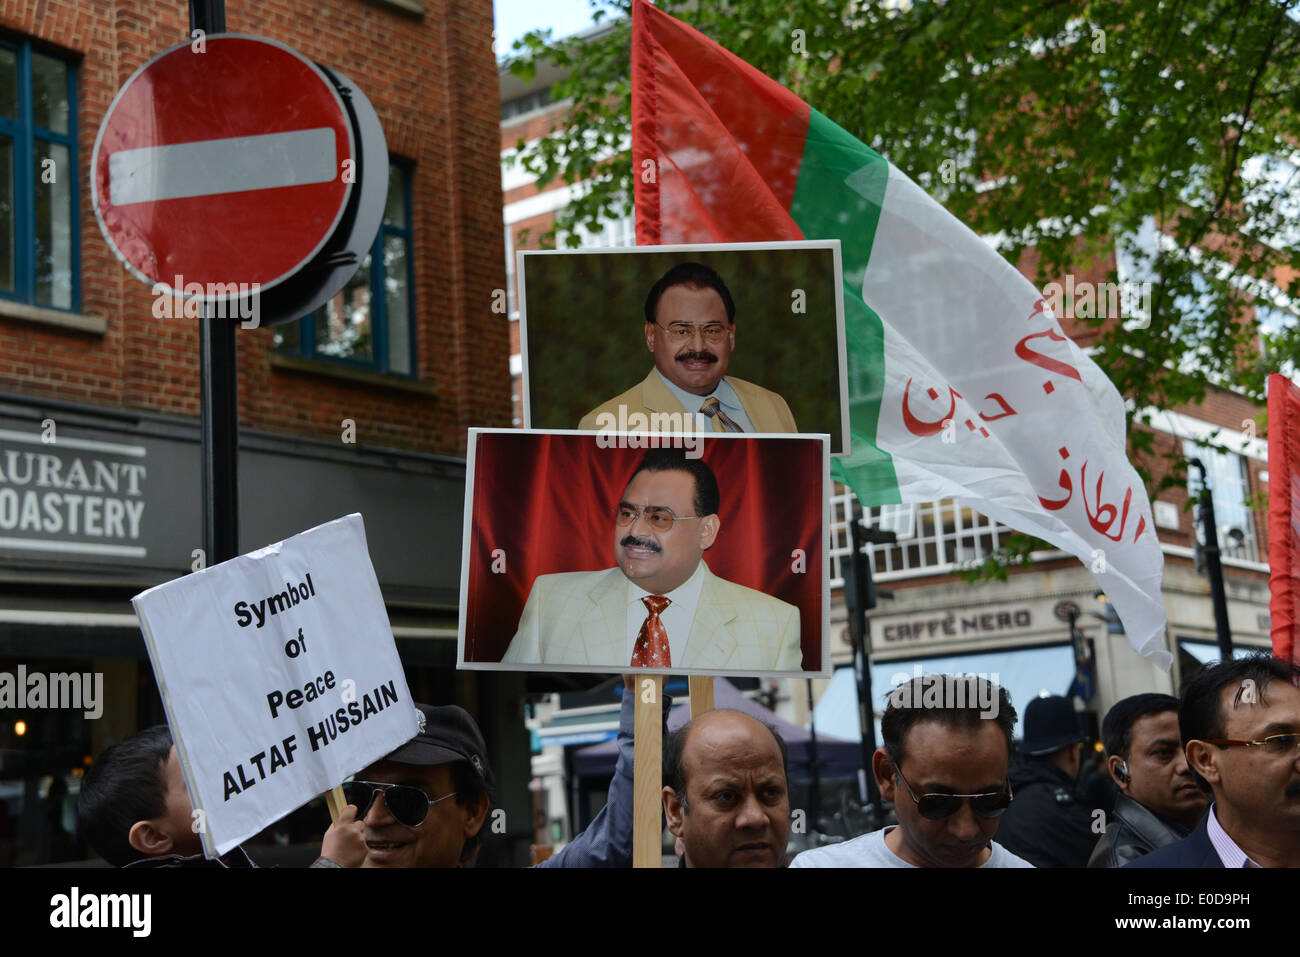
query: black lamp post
1188 458 1234 660
844 503 895 820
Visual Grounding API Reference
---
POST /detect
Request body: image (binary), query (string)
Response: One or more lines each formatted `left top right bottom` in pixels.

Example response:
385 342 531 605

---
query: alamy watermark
593 407 708 459
50 887 150 937
1 665 103 719
151 275 260 329
887 666 1002 719
1041 276 1151 326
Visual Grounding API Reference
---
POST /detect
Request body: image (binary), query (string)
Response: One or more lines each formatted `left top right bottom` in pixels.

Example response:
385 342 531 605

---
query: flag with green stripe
630 0 1168 665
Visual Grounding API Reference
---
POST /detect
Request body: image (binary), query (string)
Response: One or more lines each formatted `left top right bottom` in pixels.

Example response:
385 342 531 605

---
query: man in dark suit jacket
996 696 1096 868
1126 812 1221 868
1127 654 1300 868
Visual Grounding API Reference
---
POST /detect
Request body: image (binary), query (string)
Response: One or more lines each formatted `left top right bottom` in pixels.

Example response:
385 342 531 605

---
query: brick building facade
0 0 532 866
2 0 508 452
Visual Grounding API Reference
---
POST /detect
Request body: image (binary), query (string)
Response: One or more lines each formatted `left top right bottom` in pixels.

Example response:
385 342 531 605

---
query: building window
1183 439 1258 563
273 162 415 375
0 40 78 311
869 645 1076 740
559 212 635 250
829 486 1026 585
501 87 552 121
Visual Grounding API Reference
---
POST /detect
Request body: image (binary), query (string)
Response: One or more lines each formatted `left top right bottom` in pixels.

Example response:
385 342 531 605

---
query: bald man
661 709 791 868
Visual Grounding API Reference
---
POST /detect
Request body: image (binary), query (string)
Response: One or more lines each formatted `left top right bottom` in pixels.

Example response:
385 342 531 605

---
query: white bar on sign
0 428 147 457
0 537 148 558
109 127 338 206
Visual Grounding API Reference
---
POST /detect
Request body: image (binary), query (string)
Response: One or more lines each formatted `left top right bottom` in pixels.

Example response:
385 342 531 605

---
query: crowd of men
74 261 1300 871
74 650 1300 868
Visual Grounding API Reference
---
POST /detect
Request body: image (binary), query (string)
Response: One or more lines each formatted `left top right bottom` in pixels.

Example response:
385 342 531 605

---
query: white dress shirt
1206 803 1262 868
655 369 756 432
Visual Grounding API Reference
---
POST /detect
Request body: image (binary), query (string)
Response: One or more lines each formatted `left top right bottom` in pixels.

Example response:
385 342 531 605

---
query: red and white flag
631 0 1169 665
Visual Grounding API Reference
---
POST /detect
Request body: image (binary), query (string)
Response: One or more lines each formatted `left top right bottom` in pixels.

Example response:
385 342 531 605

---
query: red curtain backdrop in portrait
463 432 825 670
1268 373 1300 668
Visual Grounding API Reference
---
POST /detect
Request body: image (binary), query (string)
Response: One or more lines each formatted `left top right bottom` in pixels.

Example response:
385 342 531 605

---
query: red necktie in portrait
631 595 672 667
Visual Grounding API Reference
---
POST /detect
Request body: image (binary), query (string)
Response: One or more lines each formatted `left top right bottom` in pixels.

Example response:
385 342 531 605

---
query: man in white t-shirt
792 674 1033 868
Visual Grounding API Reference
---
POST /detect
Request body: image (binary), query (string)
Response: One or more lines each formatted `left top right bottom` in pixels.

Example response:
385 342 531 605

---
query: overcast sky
494 0 619 57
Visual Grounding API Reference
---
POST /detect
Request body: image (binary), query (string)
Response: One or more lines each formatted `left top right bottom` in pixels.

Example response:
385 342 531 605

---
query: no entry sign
91 35 354 295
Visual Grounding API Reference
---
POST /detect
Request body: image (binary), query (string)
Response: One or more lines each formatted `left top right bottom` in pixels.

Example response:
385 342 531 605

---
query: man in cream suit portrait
501 448 802 671
577 262 798 435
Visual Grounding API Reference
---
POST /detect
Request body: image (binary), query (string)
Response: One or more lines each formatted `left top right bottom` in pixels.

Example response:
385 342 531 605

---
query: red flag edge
631 0 661 244
1267 372 1300 666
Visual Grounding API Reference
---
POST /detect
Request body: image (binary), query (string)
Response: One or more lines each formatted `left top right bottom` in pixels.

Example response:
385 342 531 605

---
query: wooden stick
324 784 348 825
633 674 665 868
689 675 715 718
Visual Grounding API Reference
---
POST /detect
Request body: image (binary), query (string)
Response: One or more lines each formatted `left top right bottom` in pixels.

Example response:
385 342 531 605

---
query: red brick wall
501 104 566 152
0 0 509 456
1134 396 1270 573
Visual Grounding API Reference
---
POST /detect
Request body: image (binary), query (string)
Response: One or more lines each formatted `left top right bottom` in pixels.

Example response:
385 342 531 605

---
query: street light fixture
1090 591 1125 634
1055 598 1099 703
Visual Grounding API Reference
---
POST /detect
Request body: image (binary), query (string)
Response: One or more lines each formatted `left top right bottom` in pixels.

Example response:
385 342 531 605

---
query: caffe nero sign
879 607 1034 645
0 427 149 559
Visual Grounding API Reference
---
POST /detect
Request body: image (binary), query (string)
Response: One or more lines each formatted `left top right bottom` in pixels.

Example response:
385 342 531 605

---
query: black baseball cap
384 703 491 782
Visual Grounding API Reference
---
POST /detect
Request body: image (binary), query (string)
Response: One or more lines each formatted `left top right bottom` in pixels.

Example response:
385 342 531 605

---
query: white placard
131 513 418 857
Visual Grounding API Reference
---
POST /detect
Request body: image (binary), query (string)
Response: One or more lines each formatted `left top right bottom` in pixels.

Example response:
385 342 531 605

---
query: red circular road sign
91 35 354 295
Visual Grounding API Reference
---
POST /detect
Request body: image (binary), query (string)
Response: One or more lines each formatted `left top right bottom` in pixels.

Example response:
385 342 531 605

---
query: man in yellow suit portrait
578 262 798 435
501 448 802 672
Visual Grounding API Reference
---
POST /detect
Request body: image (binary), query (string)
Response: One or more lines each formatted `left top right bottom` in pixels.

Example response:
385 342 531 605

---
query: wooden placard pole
324 784 348 825
633 675 665 868
689 675 715 718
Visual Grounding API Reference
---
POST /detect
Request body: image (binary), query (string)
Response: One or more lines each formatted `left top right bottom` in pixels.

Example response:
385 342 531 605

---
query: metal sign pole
1189 458 1234 660
189 0 239 566
805 678 821 832
846 517 873 806
200 305 239 565
847 509 894 817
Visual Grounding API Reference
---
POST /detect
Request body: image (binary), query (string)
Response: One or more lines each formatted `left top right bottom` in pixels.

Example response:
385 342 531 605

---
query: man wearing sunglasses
577 261 797 435
351 690 642 867
501 448 801 670
347 703 492 868
1129 653 1300 868
790 674 1032 867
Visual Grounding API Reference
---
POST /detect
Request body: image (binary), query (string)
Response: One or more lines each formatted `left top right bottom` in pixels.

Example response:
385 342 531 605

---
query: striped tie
700 396 744 433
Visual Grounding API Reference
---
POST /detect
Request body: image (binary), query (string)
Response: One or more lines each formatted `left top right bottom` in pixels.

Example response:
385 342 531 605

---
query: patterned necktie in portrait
700 396 744 432
631 595 672 667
